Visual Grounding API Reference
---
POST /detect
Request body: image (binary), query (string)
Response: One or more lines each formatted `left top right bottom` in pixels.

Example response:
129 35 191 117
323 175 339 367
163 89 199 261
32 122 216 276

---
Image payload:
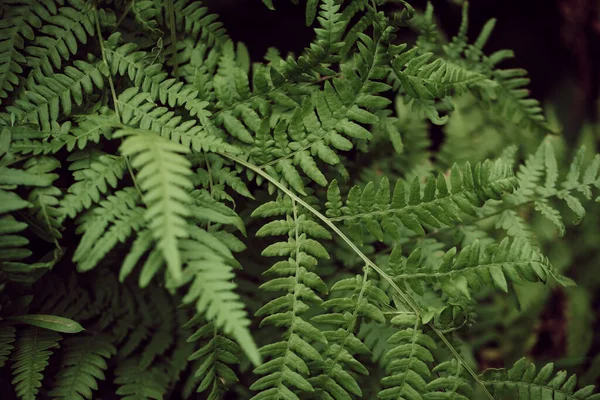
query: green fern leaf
116 127 194 283
181 228 260 367
482 357 599 399
11 327 62 400
48 334 116 400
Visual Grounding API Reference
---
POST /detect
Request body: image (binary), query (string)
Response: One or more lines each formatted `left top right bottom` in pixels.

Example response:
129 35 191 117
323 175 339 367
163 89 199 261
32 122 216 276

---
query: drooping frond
250 197 330 399
11 327 62 400
116 126 194 283
482 357 600 400
181 227 260 366
325 159 518 244
48 334 117 400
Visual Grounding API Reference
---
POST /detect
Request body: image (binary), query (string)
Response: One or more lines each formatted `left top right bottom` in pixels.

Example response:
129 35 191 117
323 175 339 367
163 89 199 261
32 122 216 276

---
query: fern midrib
394 259 547 280
272 199 304 398
390 322 421 400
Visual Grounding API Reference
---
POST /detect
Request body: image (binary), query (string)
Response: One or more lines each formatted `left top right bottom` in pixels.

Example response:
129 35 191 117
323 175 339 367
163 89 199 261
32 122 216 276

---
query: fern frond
250 197 330 399
11 327 62 400
21 156 63 241
184 317 241 398
48 334 117 400
24 1 96 86
394 237 574 299
0 323 16 367
10 114 116 155
60 149 127 218
378 313 436 400
172 0 228 47
311 270 388 399
116 126 194 283
507 139 600 236
389 45 487 104
8 60 106 130
116 88 240 154
252 25 393 192
114 359 170 400
482 357 600 400
425 359 472 400
73 188 144 272
181 227 260 367
326 159 518 244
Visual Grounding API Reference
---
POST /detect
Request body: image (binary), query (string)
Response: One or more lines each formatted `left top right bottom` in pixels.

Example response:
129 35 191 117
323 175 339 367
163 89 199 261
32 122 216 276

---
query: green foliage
0 1 598 399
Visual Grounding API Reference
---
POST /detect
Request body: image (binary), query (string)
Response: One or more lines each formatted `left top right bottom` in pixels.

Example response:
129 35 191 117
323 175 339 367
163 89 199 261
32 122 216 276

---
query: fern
11 327 62 400
116 126 194 283
48 334 116 400
0 1 598 399
250 197 330 399
326 159 518 244
482 357 600 400
184 317 242 398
